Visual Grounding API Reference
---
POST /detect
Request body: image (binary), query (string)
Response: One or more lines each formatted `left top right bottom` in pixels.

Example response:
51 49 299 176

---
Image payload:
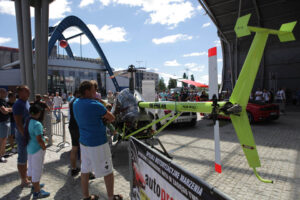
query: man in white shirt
53 92 63 122
262 89 270 103
255 88 263 101
276 88 286 113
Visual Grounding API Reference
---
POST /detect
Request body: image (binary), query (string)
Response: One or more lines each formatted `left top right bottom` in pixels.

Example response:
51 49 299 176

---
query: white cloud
53 20 61 27
62 24 127 44
100 0 115 6
0 0 71 20
182 51 207 57
184 63 205 72
79 0 95 8
0 1 15 16
217 58 223 62
152 34 192 45
197 5 203 11
190 66 205 72
159 72 180 84
164 60 180 67
214 39 221 47
49 0 71 19
81 0 195 28
0 37 11 45
184 63 197 68
146 67 159 72
202 22 211 28
199 75 208 84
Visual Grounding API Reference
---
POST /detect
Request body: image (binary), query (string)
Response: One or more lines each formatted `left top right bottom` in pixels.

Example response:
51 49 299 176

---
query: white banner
129 137 231 200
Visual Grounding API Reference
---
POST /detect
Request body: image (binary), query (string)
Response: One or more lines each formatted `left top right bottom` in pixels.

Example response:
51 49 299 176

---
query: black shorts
69 128 79 147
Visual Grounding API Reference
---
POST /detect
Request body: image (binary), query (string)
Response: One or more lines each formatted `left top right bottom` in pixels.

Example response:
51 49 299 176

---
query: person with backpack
68 90 81 176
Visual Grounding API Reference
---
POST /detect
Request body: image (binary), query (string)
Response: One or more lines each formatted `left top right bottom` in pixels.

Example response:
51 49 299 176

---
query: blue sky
0 0 223 84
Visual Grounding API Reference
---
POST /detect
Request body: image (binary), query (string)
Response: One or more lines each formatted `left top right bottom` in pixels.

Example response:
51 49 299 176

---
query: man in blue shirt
74 81 121 200
67 92 74 103
13 85 31 187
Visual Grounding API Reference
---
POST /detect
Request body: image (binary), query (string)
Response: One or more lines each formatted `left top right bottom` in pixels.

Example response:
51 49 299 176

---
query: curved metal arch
48 15 120 91
32 27 74 58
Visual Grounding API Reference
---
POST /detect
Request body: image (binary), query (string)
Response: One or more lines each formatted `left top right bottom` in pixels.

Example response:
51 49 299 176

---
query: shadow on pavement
158 110 300 151
111 142 130 182
0 150 127 200
1 184 31 200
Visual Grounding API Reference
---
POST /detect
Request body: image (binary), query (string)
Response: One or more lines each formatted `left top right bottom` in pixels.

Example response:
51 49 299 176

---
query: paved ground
0 106 299 200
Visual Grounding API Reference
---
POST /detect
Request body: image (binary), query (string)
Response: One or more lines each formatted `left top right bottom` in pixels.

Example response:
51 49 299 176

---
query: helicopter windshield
114 88 139 122
133 90 145 102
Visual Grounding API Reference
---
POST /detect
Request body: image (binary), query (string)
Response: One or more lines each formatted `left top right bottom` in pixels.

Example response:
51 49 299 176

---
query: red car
245 100 280 123
203 100 280 123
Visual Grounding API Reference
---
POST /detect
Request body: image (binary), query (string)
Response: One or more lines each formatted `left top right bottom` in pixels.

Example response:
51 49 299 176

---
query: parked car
202 100 280 123
155 109 197 127
245 100 280 123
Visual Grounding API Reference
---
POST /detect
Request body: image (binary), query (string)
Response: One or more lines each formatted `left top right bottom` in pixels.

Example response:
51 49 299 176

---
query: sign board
129 137 232 200
142 80 156 102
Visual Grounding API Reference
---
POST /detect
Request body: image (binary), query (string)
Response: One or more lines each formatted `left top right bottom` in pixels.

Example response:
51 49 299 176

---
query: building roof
199 0 300 42
0 46 19 53
198 0 300 91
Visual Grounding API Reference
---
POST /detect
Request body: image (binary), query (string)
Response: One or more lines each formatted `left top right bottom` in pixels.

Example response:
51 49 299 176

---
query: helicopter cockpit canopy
113 88 141 123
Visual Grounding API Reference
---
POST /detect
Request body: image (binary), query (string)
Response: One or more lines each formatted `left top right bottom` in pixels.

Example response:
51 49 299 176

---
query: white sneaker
0 157 7 163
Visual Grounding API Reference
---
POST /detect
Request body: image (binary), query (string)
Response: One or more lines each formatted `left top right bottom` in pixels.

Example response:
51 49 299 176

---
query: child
105 104 118 147
24 104 50 199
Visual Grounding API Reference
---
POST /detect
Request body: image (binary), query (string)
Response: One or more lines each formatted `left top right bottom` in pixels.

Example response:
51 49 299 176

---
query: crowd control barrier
51 107 70 149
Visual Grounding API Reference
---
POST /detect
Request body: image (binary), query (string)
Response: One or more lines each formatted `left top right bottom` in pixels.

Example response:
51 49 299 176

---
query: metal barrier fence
50 108 70 149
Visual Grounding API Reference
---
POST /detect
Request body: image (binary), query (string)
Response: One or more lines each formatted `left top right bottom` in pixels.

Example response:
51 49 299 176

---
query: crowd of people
157 87 296 115
0 83 122 200
157 88 230 102
250 88 287 113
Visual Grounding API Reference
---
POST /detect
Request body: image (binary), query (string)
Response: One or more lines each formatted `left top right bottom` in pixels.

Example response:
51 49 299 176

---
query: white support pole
208 47 222 173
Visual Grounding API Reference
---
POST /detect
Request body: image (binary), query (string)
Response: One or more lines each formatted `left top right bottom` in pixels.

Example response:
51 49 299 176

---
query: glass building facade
48 66 107 95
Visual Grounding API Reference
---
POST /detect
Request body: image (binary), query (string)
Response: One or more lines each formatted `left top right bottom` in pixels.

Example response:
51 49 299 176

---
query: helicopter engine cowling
112 88 154 137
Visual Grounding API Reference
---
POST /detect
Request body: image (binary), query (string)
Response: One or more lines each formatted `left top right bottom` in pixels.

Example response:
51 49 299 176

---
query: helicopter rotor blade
136 67 146 70
110 70 128 79
208 47 222 173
